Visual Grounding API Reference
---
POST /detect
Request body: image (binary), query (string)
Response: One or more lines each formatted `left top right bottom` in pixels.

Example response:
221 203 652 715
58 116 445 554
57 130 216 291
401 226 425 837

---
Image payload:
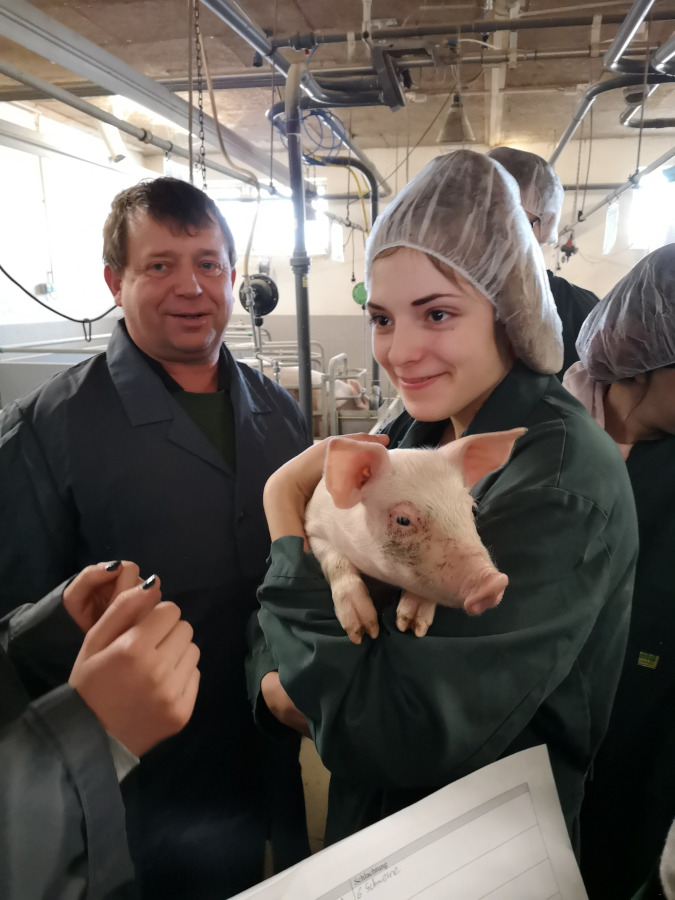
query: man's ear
230 267 237 288
104 265 123 307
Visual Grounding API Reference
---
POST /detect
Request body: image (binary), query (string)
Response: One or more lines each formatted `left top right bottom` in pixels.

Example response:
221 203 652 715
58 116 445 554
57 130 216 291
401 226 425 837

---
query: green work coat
249 362 639 849
580 433 675 900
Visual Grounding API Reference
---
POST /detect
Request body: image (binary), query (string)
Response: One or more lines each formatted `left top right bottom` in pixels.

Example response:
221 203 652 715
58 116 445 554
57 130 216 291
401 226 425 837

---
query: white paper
233 745 588 900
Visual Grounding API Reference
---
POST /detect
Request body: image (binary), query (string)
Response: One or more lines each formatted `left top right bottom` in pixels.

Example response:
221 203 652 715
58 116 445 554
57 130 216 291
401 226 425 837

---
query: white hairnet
576 243 675 383
365 149 563 375
486 147 564 244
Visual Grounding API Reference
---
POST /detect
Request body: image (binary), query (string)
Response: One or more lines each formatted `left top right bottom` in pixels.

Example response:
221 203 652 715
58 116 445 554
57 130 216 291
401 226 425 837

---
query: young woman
563 244 675 899
247 150 639 851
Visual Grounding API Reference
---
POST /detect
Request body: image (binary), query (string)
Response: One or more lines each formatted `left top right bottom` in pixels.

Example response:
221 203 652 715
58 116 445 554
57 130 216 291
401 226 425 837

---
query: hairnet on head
576 243 675 383
365 149 563 374
486 147 563 244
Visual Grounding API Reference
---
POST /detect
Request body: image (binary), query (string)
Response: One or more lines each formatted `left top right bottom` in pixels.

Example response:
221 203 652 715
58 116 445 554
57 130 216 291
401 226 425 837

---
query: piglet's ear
439 427 526 488
324 438 393 509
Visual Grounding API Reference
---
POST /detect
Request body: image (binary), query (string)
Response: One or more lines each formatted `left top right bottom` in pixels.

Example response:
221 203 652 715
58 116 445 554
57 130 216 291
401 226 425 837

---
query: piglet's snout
461 567 509 617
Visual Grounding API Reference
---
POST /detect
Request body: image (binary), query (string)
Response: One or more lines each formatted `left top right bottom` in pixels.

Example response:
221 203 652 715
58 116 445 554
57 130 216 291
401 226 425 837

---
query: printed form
233 745 589 900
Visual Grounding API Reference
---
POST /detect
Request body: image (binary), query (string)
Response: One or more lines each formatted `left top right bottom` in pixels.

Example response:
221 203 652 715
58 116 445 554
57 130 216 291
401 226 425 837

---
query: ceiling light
436 94 476 145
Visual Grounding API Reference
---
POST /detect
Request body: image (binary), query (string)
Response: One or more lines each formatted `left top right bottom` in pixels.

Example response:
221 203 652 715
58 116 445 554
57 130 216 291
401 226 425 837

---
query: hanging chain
193 0 207 191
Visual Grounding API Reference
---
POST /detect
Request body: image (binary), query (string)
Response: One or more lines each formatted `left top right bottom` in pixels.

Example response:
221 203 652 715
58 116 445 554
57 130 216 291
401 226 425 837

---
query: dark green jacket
250 363 638 847
581 433 675 900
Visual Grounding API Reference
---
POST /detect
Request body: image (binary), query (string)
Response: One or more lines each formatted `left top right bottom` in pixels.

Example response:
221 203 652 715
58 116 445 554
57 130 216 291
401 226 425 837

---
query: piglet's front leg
396 592 437 638
311 539 379 644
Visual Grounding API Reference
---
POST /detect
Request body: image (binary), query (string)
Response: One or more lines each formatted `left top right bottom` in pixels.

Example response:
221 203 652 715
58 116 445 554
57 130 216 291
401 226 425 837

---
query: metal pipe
558 144 675 238
285 63 313 432
326 157 381 406
0 0 290 186
0 60 261 187
199 0 392 194
3 46 661 104
271 11 675 46
549 72 675 165
604 0 656 73
621 115 675 127
651 33 675 73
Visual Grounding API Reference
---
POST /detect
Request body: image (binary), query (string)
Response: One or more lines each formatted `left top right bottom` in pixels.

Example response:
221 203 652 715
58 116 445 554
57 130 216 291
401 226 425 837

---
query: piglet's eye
396 516 411 526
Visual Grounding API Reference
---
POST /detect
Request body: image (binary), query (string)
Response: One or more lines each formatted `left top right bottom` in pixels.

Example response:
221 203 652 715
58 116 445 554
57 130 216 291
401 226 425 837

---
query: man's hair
102 177 237 274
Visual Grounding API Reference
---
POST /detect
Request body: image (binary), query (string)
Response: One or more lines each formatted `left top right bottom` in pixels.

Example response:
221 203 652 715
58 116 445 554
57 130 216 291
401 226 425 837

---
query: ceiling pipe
549 72 675 165
0 59 261 187
604 0 656 73
270 11 675 47
558 143 675 239
651 32 675 73
0 0 290 186
0 46 660 103
199 0 391 193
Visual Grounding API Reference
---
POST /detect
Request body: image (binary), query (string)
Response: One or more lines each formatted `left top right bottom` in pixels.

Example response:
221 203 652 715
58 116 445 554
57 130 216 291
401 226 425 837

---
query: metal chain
193 0 207 191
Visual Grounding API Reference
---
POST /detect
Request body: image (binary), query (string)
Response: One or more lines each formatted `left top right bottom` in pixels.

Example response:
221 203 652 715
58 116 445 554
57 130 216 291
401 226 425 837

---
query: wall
1 106 673 394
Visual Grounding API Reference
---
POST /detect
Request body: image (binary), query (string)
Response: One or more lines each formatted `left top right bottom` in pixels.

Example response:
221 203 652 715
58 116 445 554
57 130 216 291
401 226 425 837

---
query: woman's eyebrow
366 292 460 312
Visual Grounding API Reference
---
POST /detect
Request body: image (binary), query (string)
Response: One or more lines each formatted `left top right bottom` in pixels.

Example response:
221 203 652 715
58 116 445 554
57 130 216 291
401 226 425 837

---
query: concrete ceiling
1 0 675 174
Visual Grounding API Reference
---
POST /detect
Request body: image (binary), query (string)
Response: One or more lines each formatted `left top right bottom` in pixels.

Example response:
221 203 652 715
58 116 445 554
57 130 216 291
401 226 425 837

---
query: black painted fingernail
105 560 122 572
142 574 157 590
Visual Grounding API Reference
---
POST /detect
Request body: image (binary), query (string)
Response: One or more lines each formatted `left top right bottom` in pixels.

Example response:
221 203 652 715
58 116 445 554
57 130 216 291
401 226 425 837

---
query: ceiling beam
0 0 292 187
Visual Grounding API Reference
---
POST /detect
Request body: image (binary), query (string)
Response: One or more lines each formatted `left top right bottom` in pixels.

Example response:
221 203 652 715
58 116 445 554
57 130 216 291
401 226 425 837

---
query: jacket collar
106 319 272 427
397 361 552 448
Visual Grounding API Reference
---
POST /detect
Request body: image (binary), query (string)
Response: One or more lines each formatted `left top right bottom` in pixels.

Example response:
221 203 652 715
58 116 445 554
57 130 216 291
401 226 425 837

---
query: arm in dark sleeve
0 676 135 900
0 581 84 699
257 485 633 788
0 402 78 616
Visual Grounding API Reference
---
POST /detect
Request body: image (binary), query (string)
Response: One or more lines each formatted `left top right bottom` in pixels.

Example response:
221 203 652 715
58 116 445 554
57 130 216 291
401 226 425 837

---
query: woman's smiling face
368 248 514 431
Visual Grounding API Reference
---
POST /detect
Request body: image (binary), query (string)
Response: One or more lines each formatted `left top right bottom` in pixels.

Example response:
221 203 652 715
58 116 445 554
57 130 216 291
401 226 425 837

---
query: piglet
305 429 525 644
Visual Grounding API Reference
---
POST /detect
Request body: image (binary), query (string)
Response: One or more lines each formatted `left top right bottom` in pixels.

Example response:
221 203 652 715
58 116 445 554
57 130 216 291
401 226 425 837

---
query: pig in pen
260 364 369 438
305 429 525 643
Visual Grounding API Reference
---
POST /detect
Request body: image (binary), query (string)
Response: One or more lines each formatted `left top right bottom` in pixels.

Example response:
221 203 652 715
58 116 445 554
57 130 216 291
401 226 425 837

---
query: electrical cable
581 106 594 214
197 27 260 286
0 261 115 340
378 91 454 190
187 0 194 183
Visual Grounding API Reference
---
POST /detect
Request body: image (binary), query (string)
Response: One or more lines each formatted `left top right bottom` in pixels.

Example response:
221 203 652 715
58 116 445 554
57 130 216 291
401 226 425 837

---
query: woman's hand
264 433 389 547
62 560 143 633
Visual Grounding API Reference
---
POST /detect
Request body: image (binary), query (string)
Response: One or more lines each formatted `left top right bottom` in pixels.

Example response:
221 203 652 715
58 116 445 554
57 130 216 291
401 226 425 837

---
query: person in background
247 150 638 851
487 146 598 378
1 560 200 900
564 243 675 900
0 178 311 898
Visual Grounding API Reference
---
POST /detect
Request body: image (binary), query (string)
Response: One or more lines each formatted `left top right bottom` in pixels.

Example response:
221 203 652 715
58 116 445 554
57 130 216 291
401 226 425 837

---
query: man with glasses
487 147 599 378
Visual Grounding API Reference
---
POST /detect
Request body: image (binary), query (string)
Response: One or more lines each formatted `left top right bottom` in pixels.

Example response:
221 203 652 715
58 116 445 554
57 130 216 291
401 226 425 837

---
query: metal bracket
370 46 406 110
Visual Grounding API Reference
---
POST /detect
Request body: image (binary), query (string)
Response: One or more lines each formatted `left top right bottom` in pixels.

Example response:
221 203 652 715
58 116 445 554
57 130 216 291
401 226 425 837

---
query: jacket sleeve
0 581 84 699
0 681 135 900
257 481 634 789
0 401 78 616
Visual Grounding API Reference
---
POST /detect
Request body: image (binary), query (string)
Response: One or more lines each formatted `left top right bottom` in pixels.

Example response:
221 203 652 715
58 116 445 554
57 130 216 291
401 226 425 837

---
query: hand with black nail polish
62 560 143 633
